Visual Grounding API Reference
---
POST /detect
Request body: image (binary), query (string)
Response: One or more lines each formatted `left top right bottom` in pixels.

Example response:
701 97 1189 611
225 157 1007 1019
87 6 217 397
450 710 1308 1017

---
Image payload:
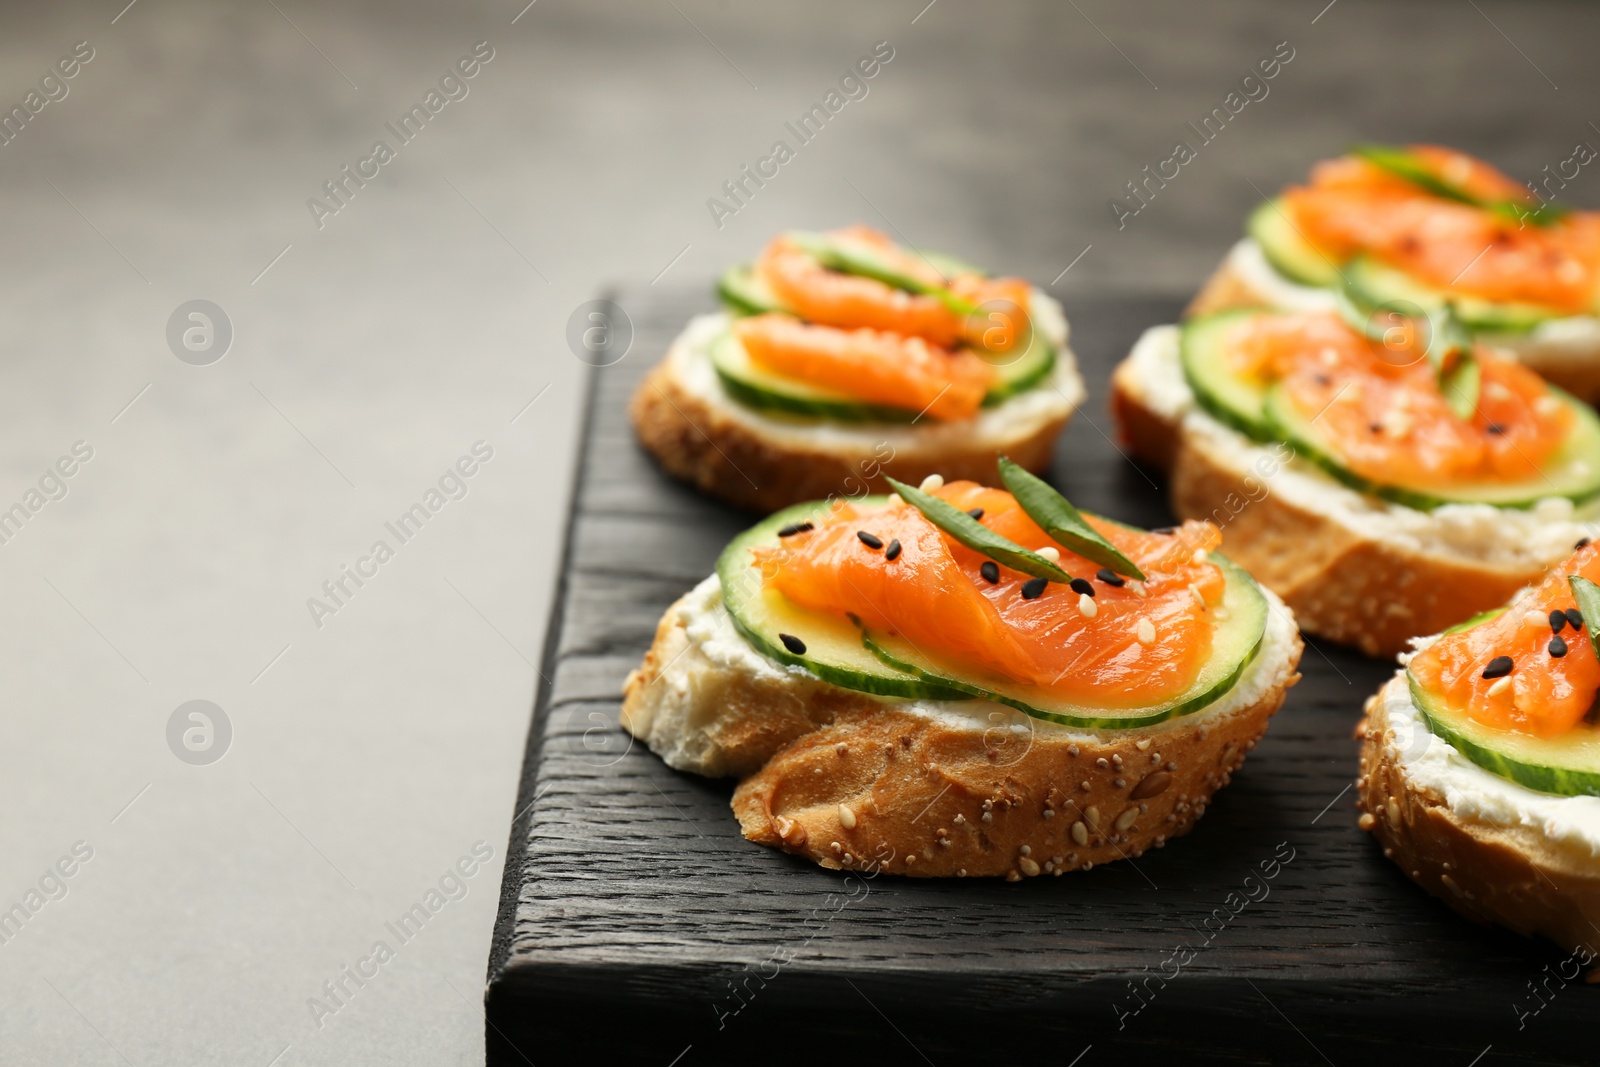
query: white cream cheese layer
1125 323 1599 570
663 289 1085 454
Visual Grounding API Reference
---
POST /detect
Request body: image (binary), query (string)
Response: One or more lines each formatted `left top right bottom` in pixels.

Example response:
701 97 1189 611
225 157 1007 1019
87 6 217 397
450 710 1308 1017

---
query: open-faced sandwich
621 461 1303 878
1359 542 1600 951
630 226 1083 512
1192 144 1600 401
1112 297 1600 658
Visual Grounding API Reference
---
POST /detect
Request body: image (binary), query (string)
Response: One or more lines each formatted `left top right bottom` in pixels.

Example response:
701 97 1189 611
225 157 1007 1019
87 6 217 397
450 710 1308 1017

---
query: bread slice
1111 324 1593 658
621 574 1303 879
1358 672 1600 954
1189 239 1600 405
629 293 1085 513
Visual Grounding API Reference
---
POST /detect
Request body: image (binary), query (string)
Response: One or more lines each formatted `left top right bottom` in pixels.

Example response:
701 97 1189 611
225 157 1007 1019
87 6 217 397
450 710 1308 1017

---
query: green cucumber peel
996 456 1145 579
1353 143 1566 228
1569 576 1600 660
788 231 981 318
885 476 1072 584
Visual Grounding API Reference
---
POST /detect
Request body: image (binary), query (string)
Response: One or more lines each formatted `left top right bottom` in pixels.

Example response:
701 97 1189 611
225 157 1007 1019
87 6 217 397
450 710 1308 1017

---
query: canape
622 463 1303 878
631 226 1084 512
1359 542 1600 950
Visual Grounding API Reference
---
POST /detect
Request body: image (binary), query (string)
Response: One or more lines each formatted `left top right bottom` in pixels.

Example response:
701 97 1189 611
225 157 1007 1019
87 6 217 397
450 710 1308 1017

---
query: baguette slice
1358 673 1600 954
621 574 1303 879
629 293 1084 514
1189 238 1600 405
1110 324 1592 658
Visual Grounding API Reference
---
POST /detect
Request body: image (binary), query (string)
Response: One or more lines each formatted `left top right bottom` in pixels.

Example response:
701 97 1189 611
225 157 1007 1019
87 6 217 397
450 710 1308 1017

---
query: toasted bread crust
628 358 1073 515
1111 362 1538 658
1358 681 1600 954
1188 254 1600 405
623 587 1303 879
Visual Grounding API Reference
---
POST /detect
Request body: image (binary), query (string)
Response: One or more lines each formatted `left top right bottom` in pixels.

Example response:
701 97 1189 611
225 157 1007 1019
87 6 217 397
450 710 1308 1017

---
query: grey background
0 1 1594 1064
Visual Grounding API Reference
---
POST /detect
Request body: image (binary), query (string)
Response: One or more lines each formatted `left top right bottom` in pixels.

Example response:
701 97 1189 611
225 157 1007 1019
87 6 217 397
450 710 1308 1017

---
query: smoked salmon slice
1283 146 1600 314
1410 543 1600 738
733 314 997 422
1228 310 1571 486
752 481 1225 708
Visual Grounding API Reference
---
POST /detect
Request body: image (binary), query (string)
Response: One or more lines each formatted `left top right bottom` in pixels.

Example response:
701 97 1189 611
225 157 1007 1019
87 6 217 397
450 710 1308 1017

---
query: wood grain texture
487 288 1593 1065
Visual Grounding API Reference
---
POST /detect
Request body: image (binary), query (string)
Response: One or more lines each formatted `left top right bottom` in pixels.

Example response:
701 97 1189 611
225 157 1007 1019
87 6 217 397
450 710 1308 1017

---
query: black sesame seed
1550 635 1569 658
884 539 902 561
1568 608 1586 630
1368 422 1383 434
1314 373 1332 387
1151 526 1176 535
1551 609 1569 634
1021 577 1048 600
1482 655 1514 679
980 561 1000 584
779 633 807 655
967 507 985 520
1069 577 1095 597
1578 538 1593 550
1485 423 1506 436
777 521 814 538
1097 568 1126 587
846 612 862 626
856 531 884 550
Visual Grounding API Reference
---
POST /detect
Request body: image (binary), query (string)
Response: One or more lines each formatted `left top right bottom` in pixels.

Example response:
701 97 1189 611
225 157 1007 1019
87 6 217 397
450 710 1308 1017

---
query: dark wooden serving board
487 288 1591 1066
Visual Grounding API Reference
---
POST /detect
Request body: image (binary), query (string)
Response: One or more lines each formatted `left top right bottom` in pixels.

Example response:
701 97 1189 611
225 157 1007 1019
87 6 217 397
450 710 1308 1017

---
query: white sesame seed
1136 617 1156 645
1188 583 1206 610
1192 549 1209 565
1115 808 1138 832
918 473 944 492
1085 806 1100 828
838 803 857 830
1487 676 1511 699
1130 581 1149 598
1071 820 1089 846
1135 738 1151 751
1037 546 1060 562
1523 610 1547 628
1078 593 1098 618
1018 857 1040 877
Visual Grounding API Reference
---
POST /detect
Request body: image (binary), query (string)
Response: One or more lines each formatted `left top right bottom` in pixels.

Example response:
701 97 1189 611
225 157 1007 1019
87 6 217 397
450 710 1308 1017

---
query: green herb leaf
996 456 1146 579
1336 280 1478 420
789 231 981 317
886 476 1072 584
1569 576 1600 661
1353 143 1564 228
1352 144 1478 206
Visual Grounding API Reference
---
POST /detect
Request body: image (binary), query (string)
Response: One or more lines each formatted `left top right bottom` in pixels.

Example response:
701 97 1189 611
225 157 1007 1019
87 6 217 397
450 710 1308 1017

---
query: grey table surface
3 1 1599 1064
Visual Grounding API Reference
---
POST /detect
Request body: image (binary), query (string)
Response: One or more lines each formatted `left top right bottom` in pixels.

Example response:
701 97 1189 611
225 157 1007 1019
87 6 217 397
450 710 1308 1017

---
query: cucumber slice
863 554 1269 729
1263 380 1600 511
1180 310 1277 440
708 326 1056 423
716 499 972 701
717 264 786 317
1247 198 1343 288
1408 673 1600 798
1345 255 1565 334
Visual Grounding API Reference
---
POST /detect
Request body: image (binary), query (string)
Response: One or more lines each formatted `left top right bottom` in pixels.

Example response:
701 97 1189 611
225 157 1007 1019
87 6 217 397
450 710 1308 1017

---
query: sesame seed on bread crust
621 581 1303 879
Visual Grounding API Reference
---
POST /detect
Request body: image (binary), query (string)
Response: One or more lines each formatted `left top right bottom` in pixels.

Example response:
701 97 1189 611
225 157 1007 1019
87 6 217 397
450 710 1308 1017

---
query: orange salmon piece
1229 311 1571 487
1410 544 1600 738
753 483 1226 708
732 314 996 422
1282 148 1600 313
